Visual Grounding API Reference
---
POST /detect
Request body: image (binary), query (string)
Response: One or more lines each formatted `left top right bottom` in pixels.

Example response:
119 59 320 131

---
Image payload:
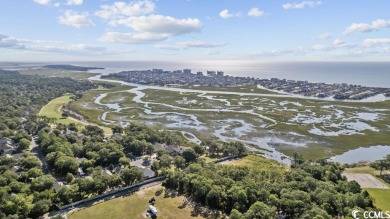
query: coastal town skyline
1 0 390 61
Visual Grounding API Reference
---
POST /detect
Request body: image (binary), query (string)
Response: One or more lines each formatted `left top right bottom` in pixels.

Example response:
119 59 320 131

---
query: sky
1 0 390 61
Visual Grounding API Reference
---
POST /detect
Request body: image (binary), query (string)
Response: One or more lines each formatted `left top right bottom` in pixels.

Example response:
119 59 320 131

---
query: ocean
1 61 390 88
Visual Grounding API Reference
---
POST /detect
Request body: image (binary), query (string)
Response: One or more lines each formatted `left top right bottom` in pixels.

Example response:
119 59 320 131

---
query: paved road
30 135 49 174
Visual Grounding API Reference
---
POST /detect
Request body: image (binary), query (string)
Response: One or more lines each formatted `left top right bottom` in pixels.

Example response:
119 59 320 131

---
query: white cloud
96 1 201 44
312 44 328 51
54 2 61 7
206 50 222 55
95 0 155 19
58 10 95 28
98 15 202 45
0 33 114 55
283 1 321 10
317 32 332 40
109 15 202 36
100 32 170 44
156 41 226 50
363 38 390 47
219 9 233 19
332 39 345 46
219 9 234 19
248 8 264 17
66 0 83 6
33 0 51 5
249 47 306 58
343 19 390 35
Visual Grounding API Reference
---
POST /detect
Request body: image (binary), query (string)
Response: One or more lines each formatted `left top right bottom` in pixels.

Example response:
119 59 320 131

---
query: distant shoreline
2 61 389 88
100 69 390 101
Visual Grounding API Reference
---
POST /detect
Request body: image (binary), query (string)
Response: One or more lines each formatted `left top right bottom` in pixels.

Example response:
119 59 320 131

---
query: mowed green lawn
365 189 390 211
67 185 205 219
39 95 73 121
39 95 112 135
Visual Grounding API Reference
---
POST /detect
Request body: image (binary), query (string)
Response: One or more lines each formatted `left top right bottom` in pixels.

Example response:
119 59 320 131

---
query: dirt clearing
343 173 389 189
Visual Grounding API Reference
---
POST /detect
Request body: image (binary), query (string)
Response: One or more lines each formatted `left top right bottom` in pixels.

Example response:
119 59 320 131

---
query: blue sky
1 0 390 61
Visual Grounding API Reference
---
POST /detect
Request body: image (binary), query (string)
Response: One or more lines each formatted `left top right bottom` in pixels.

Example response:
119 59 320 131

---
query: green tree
182 148 197 163
66 173 75 183
18 138 30 151
292 152 304 167
111 125 123 134
29 199 51 218
242 201 276 219
120 167 144 185
159 154 172 168
68 123 78 132
193 144 205 156
82 125 104 138
57 185 78 204
30 175 55 192
174 156 186 170
230 209 242 219
119 157 130 166
208 142 219 156
54 156 79 175
21 155 42 169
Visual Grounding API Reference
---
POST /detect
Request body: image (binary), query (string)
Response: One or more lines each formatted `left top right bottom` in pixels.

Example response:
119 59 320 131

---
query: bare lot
343 173 389 189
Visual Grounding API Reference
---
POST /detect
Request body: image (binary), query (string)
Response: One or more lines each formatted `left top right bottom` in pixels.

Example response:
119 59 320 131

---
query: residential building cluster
102 69 255 87
103 69 390 100
261 78 390 100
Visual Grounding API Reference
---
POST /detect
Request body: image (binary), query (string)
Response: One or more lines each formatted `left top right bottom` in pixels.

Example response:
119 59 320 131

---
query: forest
0 70 95 218
164 156 379 219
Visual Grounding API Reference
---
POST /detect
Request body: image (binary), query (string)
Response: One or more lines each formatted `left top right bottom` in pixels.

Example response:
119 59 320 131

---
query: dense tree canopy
0 69 95 139
164 156 377 218
0 69 95 218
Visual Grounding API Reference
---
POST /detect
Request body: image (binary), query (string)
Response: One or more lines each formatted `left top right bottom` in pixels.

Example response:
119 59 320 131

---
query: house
165 146 190 156
137 167 155 179
102 168 113 176
153 143 190 156
113 165 123 175
0 138 14 154
64 130 75 135
111 133 123 139
0 138 12 146
10 165 22 174
6 153 23 162
76 157 87 164
53 181 64 193
78 167 86 176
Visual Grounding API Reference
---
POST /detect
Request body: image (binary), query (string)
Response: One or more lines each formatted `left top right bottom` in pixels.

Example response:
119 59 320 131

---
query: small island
43 65 104 72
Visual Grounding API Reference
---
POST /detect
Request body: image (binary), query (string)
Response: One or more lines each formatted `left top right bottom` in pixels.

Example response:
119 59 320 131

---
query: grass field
175 84 282 95
67 185 204 219
39 95 75 122
365 189 390 211
222 154 289 172
39 95 112 135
